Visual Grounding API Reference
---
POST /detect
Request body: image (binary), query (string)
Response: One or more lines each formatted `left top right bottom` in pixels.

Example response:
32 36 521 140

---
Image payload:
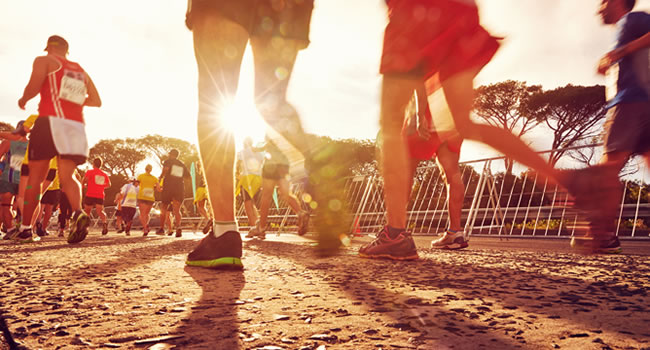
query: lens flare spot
328 199 342 212
309 201 318 210
275 66 289 80
340 234 351 247
302 193 312 203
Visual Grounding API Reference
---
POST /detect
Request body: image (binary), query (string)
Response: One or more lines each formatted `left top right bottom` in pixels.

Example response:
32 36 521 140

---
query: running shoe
142 227 149 237
359 226 419 260
156 228 165 235
35 222 47 237
245 225 266 240
13 228 37 244
58 228 65 238
431 230 468 250
186 230 243 269
3 227 17 240
67 210 90 244
101 223 109 235
175 228 182 238
306 144 353 256
571 235 622 254
297 211 310 236
202 219 213 234
117 224 125 233
125 222 132 236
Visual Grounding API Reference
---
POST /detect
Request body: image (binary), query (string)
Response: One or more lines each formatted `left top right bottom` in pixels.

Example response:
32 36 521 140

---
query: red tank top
38 55 86 123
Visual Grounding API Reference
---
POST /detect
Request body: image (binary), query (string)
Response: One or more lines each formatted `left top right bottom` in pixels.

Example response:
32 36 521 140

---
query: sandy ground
1 231 649 350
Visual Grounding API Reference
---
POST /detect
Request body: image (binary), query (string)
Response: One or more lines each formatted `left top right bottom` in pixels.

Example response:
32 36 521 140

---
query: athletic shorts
41 189 61 206
603 102 650 156
187 0 314 45
120 206 136 222
0 181 18 195
20 165 56 180
162 188 184 205
403 108 462 160
239 187 260 203
262 163 289 181
84 196 104 206
380 0 499 82
28 117 88 165
115 209 122 218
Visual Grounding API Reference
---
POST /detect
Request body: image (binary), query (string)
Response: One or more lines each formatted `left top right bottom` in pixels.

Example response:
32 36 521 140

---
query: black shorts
603 102 650 156
28 117 86 165
20 165 56 180
84 196 104 206
187 0 313 44
120 206 136 222
41 189 61 206
262 163 289 181
162 188 184 205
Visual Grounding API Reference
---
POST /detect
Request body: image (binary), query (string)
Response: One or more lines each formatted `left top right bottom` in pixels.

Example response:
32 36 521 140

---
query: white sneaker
431 231 468 250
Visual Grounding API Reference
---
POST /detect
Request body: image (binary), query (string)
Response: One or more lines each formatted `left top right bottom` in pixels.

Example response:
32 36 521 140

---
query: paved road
1 231 649 349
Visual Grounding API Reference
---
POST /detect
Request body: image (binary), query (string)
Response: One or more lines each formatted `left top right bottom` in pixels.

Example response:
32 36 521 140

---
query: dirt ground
1 231 649 350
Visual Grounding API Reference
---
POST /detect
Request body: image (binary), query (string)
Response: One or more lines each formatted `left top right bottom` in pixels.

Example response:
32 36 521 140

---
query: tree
473 80 544 175
136 134 200 169
0 122 14 132
88 138 147 178
527 84 607 167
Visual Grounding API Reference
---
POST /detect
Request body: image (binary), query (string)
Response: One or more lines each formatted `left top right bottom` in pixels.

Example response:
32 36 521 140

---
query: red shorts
380 0 499 82
403 108 462 161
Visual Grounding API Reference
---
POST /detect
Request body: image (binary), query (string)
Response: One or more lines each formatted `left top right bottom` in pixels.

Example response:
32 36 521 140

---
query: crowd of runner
1 0 649 269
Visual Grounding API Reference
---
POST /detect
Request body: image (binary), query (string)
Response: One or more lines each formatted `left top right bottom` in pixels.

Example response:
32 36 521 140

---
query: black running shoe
359 226 419 260
143 227 149 237
186 231 243 269
67 210 90 244
202 219 213 234
297 211 310 236
175 228 182 238
35 222 47 237
3 227 17 240
13 228 37 244
571 235 622 254
101 223 108 235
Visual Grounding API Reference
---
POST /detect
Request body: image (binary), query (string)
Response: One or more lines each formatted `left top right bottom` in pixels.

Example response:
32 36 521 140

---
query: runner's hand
597 48 624 75
18 97 27 110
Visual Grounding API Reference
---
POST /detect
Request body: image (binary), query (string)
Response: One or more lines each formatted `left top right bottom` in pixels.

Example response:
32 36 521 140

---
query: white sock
212 221 238 238
20 224 31 231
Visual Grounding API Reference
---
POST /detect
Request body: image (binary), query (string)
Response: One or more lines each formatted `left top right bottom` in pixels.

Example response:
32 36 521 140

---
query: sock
20 224 31 231
387 226 405 239
447 229 462 234
213 221 238 238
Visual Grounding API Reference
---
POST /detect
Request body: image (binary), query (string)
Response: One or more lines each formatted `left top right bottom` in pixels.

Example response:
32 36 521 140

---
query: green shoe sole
186 257 243 269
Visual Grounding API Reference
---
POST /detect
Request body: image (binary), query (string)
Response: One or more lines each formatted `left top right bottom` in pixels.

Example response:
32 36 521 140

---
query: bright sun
222 45 269 149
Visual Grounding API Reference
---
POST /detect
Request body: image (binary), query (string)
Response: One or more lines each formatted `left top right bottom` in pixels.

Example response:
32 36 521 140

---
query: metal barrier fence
78 144 649 239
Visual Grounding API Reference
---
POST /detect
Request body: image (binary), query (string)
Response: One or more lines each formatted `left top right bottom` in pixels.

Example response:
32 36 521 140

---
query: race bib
605 63 619 102
143 188 155 198
95 175 106 185
171 165 184 177
126 191 137 200
59 70 87 105
10 156 23 171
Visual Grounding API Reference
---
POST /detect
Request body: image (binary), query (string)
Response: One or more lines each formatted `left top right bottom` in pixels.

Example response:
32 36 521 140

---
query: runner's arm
84 73 102 107
598 32 650 75
0 132 22 141
105 175 111 188
18 57 49 110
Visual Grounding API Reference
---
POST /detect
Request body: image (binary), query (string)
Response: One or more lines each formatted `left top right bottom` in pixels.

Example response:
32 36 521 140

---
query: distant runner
17 35 101 244
83 157 111 235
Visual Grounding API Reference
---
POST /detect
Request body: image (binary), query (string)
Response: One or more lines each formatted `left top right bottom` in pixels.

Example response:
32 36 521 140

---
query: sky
1 0 650 168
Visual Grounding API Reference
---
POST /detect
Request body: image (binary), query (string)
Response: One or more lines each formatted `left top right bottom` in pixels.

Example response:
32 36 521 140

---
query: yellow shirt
48 173 60 191
21 114 39 166
137 173 158 201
